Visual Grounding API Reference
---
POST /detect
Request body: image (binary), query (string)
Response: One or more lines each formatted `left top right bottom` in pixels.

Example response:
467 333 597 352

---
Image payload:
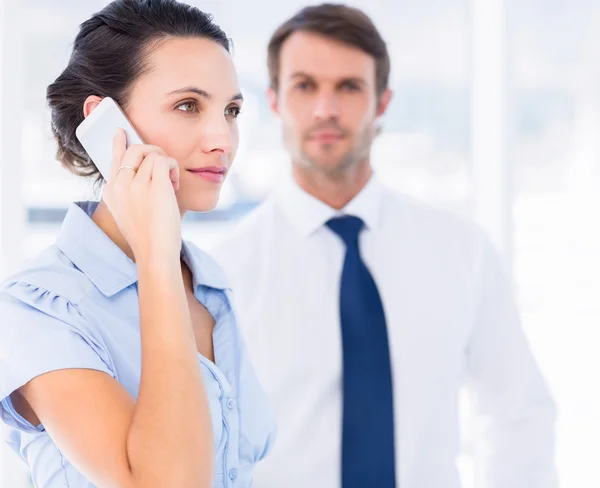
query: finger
134 153 157 184
120 144 166 170
168 158 180 191
114 144 166 189
108 129 128 184
152 156 177 189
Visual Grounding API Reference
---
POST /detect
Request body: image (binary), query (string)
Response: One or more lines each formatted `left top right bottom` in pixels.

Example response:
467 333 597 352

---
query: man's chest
229 240 475 399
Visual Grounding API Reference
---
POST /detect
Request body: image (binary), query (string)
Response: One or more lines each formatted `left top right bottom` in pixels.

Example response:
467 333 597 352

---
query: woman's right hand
103 129 182 263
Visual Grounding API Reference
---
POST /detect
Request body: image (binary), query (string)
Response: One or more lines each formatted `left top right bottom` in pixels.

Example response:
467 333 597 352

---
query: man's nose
312 92 340 120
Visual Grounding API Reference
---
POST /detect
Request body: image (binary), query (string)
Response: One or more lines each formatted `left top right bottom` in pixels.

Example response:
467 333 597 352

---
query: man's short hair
267 3 390 95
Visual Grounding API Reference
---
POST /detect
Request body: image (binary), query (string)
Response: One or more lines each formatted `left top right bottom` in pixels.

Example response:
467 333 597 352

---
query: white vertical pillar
463 3 511 487
0 0 25 279
0 1 29 487
470 0 512 263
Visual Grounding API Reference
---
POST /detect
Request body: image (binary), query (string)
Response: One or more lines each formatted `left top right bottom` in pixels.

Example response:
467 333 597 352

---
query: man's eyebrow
289 73 367 86
338 77 366 86
290 71 315 80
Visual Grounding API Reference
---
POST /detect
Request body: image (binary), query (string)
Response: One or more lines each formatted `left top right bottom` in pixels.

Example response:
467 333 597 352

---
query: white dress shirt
208 175 557 488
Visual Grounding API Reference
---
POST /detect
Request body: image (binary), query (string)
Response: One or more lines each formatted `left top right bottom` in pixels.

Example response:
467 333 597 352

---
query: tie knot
326 215 364 247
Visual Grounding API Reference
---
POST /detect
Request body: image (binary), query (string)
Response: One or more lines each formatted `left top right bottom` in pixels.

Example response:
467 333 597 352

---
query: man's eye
341 82 361 92
296 82 314 91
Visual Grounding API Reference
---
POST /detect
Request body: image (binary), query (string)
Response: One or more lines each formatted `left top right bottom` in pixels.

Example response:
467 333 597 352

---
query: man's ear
83 95 103 118
376 88 393 118
267 87 279 116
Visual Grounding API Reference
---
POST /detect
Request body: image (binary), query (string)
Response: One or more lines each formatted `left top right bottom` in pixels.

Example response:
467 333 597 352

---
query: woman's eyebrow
167 86 243 102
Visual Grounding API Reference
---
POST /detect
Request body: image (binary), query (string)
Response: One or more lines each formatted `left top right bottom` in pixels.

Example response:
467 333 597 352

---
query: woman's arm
18 260 212 488
15 132 213 488
129 256 213 487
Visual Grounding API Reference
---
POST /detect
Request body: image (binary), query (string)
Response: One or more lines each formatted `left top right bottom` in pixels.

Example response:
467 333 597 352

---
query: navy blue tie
327 215 396 488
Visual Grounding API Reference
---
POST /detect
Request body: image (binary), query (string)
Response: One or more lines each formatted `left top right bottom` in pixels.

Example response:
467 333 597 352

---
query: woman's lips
186 166 227 183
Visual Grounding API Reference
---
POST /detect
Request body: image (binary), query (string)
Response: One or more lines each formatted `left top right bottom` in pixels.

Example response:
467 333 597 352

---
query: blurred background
0 0 599 486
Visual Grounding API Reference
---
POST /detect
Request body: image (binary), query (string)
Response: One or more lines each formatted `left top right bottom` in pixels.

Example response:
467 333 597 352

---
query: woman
0 1 275 487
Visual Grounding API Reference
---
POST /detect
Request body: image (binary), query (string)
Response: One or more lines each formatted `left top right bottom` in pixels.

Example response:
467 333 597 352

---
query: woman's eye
225 106 242 118
176 101 198 113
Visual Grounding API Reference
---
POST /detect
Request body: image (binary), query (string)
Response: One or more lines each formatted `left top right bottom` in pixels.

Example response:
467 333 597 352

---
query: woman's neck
91 201 136 262
91 200 194 291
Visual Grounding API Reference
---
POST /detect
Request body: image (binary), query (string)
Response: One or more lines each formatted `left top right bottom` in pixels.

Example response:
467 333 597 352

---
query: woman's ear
83 95 104 118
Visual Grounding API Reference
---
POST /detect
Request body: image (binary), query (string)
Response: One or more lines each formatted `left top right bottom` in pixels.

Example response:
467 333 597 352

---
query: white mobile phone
75 96 144 180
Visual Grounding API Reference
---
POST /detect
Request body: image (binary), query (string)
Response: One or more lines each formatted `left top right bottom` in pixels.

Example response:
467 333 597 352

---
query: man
209 4 557 488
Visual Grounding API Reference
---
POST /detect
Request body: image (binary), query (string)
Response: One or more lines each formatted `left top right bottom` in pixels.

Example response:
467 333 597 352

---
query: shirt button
226 398 235 410
229 468 238 481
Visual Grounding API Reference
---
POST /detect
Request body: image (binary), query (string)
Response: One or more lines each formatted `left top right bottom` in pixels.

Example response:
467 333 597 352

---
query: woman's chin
180 196 220 214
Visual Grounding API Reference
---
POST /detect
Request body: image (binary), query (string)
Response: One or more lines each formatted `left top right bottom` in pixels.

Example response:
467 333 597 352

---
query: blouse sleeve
0 281 115 433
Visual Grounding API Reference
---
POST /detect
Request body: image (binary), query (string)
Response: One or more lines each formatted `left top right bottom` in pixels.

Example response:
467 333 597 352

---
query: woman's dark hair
47 0 230 181
267 3 390 96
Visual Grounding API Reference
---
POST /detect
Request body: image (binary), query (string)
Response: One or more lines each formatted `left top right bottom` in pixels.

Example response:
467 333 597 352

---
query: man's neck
292 162 372 210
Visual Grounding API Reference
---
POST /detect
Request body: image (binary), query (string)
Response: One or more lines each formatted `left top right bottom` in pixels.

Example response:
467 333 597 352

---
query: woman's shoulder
0 243 95 313
0 246 116 429
0 243 113 372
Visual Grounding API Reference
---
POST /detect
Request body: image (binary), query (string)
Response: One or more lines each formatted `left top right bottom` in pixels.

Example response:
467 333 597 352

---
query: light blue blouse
0 201 276 488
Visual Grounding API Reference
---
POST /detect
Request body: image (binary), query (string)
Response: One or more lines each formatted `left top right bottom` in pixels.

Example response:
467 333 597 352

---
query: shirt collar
56 201 229 297
180 240 230 292
275 174 385 237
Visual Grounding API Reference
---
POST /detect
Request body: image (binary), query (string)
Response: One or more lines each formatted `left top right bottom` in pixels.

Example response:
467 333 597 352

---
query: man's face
269 31 391 176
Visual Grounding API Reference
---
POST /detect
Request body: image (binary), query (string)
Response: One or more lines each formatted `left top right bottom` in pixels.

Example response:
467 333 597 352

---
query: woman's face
123 36 242 213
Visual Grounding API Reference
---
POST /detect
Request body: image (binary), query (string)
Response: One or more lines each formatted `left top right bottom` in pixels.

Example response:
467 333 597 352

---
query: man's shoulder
379 184 487 254
384 186 475 229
